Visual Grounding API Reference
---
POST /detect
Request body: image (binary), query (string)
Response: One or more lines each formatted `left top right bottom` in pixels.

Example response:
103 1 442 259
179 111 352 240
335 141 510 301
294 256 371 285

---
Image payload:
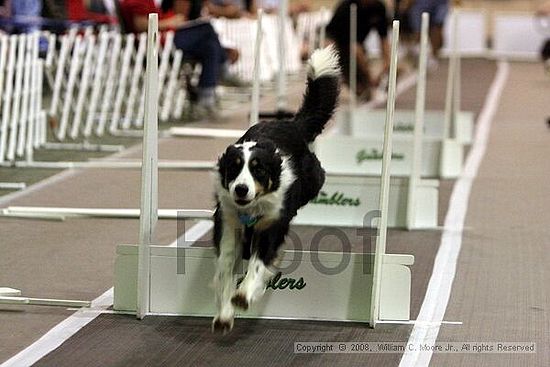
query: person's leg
354 44 372 96
174 23 226 107
430 1 449 57
331 39 370 98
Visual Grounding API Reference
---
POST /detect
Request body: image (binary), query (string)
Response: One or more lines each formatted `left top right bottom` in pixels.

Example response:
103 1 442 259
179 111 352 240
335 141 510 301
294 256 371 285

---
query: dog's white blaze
238 255 274 302
308 45 340 80
229 142 257 202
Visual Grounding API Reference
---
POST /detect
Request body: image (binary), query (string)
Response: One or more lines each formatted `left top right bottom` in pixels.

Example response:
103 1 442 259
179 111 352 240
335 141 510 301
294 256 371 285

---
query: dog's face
217 140 282 207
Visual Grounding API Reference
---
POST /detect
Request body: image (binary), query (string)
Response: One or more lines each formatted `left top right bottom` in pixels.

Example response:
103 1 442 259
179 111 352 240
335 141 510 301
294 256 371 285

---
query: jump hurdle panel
441 9 488 57
293 175 438 228
344 108 474 144
492 11 548 60
114 246 413 322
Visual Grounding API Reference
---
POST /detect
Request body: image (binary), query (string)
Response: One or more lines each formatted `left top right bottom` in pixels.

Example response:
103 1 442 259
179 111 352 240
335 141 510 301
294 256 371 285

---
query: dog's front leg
231 254 275 311
212 224 239 334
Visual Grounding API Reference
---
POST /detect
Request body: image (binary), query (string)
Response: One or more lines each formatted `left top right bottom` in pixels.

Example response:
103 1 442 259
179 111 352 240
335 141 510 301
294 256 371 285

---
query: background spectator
325 0 391 101
120 0 231 118
406 0 449 58
206 0 256 19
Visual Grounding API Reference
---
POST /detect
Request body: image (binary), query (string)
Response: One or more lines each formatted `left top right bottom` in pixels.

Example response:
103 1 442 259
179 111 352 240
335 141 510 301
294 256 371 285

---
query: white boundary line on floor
1 289 114 367
399 61 510 367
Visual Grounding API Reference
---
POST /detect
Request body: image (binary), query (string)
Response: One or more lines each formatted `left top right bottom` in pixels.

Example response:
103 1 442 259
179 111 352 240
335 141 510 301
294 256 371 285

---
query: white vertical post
49 28 77 119
443 10 458 140
110 33 135 132
0 36 13 163
0 35 7 113
406 13 429 230
370 20 399 328
453 53 461 137
26 57 40 162
307 14 316 58
276 0 287 111
349 4 357 118
25 33 39 160
83 31 109 137
7 35 26 162
44 33 56 88
137 14 159 320
96 33 121 136
319 7 328 48
17 34 33 157
45 33 56 69
123 33 147 130
70 35 96 139
157 31 174 105
57 35 83 141
160 49 182 122
249 10 263 127
37 62 45 147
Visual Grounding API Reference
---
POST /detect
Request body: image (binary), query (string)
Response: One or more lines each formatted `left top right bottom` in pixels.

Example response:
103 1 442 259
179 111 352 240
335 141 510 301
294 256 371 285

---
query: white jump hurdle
114 15 414 327
326 11 470 180
491 11 548 60
293 12 439 229
441 8 488 57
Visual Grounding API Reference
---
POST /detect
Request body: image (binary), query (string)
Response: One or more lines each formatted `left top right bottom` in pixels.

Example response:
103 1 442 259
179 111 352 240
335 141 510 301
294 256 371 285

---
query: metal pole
137 14 159 320
370 20 400 328
406 13 429 230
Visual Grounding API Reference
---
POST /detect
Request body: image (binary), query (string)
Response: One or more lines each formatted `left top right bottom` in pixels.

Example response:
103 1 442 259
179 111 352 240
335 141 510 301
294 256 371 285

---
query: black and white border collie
212 46 341 333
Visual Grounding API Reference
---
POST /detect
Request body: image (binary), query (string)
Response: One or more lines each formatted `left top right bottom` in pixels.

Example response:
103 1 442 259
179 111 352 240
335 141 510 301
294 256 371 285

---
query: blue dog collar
239 214 260 227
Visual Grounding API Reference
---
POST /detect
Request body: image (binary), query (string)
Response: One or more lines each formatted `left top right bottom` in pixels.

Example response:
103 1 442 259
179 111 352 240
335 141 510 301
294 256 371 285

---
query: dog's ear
217 145 241 189
217 147 230 189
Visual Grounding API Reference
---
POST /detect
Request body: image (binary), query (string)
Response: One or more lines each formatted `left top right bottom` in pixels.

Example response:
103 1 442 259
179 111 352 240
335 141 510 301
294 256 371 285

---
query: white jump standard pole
349 3 358 116
406 12 429 230
249 10 263 127
137 13 160 320
370 20 400 328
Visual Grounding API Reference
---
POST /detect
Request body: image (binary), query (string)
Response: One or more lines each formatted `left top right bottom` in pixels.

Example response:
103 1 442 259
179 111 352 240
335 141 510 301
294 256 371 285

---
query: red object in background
119 0 174 33
67 0 117 24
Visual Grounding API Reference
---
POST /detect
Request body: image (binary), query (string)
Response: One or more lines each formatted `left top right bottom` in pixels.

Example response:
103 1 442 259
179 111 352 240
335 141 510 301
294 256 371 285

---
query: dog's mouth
235 199 252 206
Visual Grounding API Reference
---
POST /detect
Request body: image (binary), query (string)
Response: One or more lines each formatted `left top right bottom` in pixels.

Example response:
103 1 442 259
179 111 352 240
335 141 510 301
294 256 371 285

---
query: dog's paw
212 316 234 334
231 292 249 311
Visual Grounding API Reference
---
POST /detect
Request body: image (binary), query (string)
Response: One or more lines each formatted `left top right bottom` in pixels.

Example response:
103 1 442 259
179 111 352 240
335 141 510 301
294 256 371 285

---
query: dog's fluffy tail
294 45 341 143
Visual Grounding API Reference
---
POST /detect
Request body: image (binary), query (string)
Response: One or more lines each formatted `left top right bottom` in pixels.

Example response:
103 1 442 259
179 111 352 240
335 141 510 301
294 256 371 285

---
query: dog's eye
254 167 267 178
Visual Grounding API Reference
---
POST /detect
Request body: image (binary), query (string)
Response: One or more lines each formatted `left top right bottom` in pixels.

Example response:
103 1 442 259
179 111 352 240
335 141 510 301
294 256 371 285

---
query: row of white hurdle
1 7 544 317
0 10 303 172
1 10 416 325
0 6 465 230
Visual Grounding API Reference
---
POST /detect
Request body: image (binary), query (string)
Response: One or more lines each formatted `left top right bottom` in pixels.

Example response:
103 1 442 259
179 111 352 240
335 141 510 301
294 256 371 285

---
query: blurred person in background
5 0 43 34
325 0 390 101
206 0 256 19
0 0 10 34
120 0 238 118
256 0 310 17
66 0 117 24
402 0 449 61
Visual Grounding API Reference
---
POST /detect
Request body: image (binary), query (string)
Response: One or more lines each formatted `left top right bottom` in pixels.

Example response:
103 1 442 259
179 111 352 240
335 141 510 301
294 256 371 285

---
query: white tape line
1 288 113 367
399 61 509 367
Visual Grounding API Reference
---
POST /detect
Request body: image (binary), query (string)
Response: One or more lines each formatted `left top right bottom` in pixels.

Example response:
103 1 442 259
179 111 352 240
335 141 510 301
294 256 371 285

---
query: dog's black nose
235 184 249 198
